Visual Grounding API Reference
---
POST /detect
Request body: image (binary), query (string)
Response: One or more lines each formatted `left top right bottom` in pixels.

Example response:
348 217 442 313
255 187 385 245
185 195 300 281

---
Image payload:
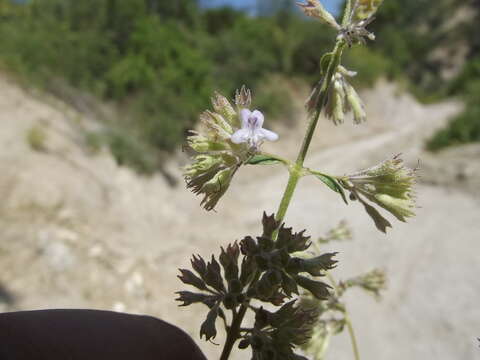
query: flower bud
297 0 340 30
235 85 252 109
344 82 366 124
211 91 237 124
295 275 332 300
325 67 366 125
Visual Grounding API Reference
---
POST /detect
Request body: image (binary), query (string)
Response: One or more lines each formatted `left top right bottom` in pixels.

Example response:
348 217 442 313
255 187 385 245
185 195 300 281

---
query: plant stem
219 28 346 360
345 314 361 360
326 272 361 360
342 0 354 27
219 304 248 360
276 40 345 224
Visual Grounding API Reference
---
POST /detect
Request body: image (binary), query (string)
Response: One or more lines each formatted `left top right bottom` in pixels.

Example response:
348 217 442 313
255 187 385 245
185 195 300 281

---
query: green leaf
313 173 348 204
246 154 284 166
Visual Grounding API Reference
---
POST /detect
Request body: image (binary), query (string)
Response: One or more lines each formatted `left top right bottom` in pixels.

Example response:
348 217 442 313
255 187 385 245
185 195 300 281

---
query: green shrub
104 130 158 175
427 79 480 151
426 105 480 151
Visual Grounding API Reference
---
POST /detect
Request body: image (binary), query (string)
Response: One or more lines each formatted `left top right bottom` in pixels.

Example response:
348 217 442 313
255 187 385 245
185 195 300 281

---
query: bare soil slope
0 75 478 360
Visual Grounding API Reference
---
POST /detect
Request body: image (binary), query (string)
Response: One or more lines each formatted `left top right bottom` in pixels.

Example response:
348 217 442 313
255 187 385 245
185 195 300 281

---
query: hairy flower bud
211 92 237 125
325 66 366 125
297 0 340 30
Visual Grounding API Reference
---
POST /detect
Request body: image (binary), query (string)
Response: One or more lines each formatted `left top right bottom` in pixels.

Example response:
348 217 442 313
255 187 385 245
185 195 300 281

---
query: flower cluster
325 66 366 125
318 220 352 244
177 213 338 358
298 0 379 47
339 155 418 232
242 301 318 360
185 87 278 210
240 213 337 303
340 268 387 300
338 13 376 47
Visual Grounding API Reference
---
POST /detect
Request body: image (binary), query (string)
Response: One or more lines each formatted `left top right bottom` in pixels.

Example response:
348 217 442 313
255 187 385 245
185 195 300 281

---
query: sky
200 0 342 15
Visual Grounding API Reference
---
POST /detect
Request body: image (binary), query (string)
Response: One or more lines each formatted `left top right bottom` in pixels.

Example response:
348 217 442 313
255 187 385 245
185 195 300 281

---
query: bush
426 105 480 151
104 130 158 175
426 80 480 151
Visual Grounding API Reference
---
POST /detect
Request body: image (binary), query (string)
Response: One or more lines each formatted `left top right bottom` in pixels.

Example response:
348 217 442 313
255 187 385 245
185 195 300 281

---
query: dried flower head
185 89 278 210
341 268 387 300
339 155 419 232
318 220 352 244
338 0 378 47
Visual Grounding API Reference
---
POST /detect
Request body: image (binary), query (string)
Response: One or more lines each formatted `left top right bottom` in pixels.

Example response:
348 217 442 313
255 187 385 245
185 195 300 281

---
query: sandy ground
0 74 479 359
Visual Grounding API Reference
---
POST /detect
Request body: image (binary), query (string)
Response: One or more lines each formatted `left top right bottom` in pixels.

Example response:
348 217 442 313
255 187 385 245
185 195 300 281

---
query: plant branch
326 272 361 360
219 9 348 359
275 40 345 225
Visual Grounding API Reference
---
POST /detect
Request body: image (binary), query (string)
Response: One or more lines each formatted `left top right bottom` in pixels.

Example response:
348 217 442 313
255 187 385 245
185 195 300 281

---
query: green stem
342 0 354 27
345 314 361 360
276 41 345 224
275 164 302 223
325 272 361 360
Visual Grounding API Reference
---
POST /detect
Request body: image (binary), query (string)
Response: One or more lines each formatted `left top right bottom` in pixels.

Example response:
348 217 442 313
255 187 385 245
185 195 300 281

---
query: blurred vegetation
0 0 478 172
26 124 48 152
427 62 480 151
367 0 480 151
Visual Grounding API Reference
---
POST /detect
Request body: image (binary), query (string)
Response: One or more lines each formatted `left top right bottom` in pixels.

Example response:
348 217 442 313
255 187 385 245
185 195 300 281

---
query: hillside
0 74 479 360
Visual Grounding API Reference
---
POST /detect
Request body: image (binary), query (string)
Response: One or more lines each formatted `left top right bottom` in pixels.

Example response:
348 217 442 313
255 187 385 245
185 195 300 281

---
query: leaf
246 154 284 166
313 173 348 204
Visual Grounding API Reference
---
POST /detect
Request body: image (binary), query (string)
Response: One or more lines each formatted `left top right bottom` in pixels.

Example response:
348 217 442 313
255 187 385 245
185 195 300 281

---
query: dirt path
0 75 478 359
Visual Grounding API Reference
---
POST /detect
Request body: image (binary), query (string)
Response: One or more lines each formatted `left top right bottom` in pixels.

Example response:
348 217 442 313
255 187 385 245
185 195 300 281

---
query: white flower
230 109 279 149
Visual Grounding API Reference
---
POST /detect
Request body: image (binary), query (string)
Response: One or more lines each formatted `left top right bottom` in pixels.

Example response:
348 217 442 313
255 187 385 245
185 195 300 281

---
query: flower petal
251 110 264 128
230 128 250 144
257 128 279 142
240 109 252 128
